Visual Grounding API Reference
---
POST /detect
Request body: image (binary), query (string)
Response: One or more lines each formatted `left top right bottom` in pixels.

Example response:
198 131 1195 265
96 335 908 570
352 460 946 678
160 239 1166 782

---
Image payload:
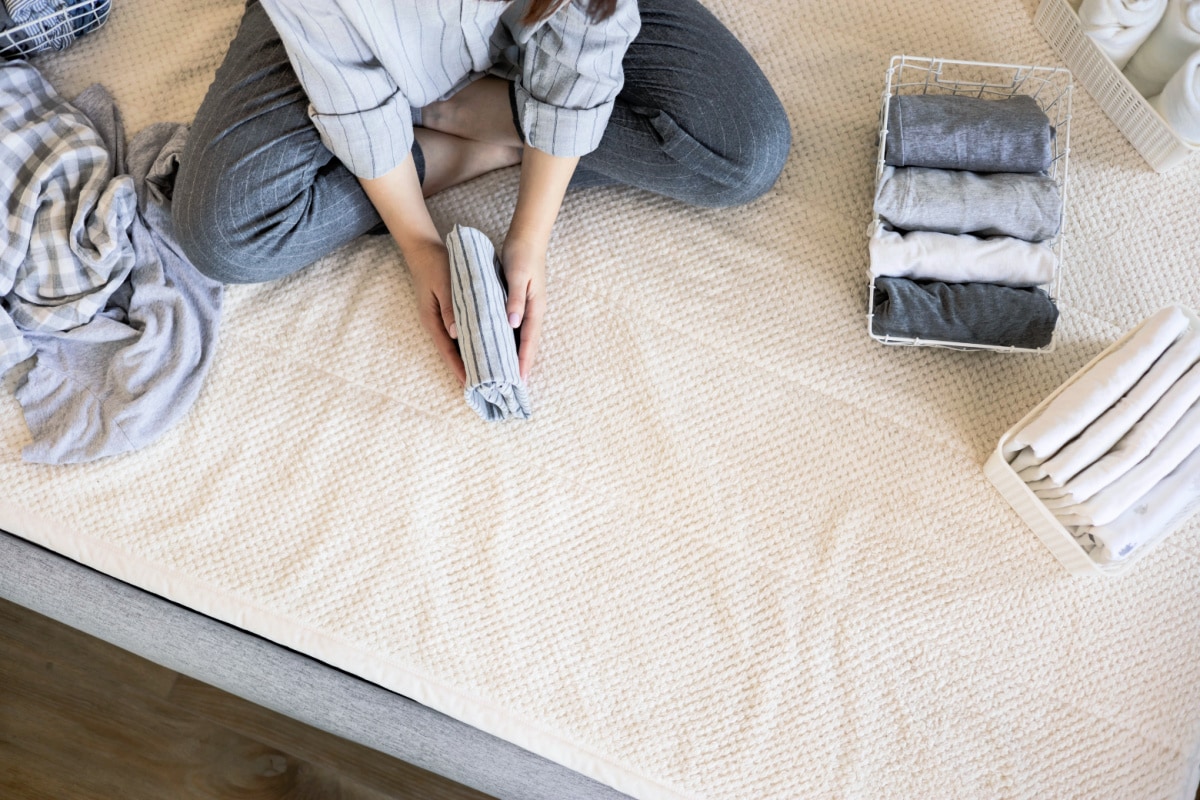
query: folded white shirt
1050 396 1200 527
1019 324 1200 486
1149 48 1200 143
1074 442 1200 564
1003 305 1190 467
868 222 1057 287
1034 357 1200 505
445 224 531 422
1123 0 1200 97
1079 0 1169 69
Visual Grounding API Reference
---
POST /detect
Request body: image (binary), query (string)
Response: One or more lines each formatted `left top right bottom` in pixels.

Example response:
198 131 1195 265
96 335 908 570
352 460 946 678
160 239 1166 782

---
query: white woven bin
986 305 1200 577
867 55 1073 354
1035 0 1198 172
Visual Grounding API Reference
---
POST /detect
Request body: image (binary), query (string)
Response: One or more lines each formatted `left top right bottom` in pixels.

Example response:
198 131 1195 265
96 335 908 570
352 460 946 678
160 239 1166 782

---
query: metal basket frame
0 0 111 59
867 54 1074 354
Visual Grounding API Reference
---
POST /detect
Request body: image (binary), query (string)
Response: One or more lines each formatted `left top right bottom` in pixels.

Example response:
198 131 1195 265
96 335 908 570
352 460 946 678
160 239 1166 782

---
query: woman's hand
358 155 465 386
501 235 547 382
506 146 580 381
406 240 466 385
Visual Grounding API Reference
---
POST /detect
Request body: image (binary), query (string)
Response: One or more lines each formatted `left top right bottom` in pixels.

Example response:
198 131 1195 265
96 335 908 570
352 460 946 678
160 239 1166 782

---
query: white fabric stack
1074 0 1200 143
1004 306 1200 563
1150 48 1200 142
1123 0 1200 96
1078 0 1168 68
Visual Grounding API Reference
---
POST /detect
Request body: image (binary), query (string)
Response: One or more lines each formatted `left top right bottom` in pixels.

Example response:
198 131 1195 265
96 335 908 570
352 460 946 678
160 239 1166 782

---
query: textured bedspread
3 1 1200 798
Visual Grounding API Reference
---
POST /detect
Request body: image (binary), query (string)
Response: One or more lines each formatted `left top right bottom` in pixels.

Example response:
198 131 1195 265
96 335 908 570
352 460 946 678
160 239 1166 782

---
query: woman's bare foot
414 127 522 197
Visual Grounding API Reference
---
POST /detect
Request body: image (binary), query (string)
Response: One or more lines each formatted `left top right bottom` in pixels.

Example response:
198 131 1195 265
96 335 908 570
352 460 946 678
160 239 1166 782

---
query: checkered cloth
0 58 137 376
445 225 531 422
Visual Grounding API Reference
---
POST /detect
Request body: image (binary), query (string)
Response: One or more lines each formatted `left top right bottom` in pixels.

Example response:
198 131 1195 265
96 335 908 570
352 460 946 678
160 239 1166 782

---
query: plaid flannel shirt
0 59 137 375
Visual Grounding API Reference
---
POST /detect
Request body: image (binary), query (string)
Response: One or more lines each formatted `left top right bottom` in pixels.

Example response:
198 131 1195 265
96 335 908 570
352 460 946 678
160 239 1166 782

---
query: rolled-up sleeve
260 0 413 179
514 0 640 157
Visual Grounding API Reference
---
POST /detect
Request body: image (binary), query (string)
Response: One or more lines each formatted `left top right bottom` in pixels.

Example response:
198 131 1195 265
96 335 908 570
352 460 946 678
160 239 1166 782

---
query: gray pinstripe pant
173 0 791 284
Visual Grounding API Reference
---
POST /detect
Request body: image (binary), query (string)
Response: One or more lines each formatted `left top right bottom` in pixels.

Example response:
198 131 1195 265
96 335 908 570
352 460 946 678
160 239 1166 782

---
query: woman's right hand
405 240 466 386
358 155 465 387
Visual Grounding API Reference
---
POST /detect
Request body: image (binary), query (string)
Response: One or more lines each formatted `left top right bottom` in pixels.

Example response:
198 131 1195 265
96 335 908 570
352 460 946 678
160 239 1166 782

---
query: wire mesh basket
867 55 1074 354
0 0 111 59
1035 0 1196 172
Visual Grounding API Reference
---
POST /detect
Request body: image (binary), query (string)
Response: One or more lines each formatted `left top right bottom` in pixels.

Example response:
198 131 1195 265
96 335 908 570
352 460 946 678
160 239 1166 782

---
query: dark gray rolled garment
884 94 1054 173
874 166 1062 242
871 277 1058 349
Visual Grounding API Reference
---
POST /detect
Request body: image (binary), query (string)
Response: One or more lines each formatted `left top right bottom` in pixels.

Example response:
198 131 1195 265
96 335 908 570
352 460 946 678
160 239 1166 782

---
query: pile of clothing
869 92 1062 349
1002 305 1200 564
0 0 109 57
1074 0 1200 144
0 60 222 464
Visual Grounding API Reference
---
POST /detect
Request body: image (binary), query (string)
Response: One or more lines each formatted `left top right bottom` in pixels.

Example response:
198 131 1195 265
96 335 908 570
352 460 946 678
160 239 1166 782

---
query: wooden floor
0 598 496 800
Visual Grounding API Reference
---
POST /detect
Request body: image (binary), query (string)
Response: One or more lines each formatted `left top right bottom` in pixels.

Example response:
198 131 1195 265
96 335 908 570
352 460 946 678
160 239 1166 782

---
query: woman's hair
517 0 618 23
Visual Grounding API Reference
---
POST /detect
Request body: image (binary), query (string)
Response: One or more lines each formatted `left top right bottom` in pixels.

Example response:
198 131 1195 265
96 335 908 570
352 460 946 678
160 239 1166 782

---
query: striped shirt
260 0 640 179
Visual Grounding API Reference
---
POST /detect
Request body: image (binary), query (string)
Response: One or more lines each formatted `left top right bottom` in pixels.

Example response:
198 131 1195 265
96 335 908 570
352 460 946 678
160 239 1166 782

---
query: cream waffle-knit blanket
2 1 1200 799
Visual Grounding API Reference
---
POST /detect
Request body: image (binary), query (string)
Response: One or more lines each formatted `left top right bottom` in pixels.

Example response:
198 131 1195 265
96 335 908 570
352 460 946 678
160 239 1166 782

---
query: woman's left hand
504 144 579 382
501 235 546 382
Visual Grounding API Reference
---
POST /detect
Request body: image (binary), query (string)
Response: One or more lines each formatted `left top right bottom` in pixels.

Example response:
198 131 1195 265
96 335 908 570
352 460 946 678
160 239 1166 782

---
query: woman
173 0 790 384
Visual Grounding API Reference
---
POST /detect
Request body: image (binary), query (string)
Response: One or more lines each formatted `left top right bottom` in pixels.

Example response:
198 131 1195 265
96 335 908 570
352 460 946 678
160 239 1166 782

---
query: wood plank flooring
0 598 496 800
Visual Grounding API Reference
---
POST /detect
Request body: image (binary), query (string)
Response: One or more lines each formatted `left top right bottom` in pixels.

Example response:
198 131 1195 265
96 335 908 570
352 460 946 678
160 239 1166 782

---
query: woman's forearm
508 146 580 248
358 152 466 384
358 152 441 257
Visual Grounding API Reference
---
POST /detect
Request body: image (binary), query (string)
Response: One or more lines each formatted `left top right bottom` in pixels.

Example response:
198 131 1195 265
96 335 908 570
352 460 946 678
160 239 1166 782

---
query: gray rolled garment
446 225 531 422
874 166 1062 242
884 93 1054 173
872 277 1058 349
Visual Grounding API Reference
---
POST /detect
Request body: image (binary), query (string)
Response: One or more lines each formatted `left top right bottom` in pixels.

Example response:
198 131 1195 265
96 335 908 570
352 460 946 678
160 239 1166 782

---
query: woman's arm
359 154 466 385
503 146 579 381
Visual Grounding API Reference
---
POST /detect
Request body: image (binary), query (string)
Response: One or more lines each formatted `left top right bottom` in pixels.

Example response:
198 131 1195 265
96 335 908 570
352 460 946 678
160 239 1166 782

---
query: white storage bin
1035 0 1199 172
985 306 1200 576
867 55 1073 353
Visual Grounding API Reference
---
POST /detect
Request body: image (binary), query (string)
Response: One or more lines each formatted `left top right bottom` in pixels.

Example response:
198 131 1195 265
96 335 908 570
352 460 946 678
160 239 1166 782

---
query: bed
3 0 1200 798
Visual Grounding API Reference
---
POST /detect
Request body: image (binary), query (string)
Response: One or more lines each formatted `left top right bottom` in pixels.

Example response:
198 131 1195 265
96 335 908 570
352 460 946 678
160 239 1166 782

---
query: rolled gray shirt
259 0 641 179
884 93 1054 174
874 166 1062 242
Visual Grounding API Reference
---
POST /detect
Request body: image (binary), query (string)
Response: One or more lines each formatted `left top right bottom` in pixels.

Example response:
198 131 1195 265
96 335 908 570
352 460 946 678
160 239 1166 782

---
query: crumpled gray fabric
884 93 1054 174
4 69 223 464
445 224 530 422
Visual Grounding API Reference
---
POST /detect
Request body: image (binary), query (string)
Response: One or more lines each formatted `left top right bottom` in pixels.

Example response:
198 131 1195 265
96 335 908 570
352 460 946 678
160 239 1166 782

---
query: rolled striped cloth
445 224 531 422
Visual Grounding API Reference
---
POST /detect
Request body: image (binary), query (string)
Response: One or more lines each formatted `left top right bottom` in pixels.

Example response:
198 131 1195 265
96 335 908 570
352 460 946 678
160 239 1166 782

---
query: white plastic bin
986 306 1200 576
1034 0 1198 172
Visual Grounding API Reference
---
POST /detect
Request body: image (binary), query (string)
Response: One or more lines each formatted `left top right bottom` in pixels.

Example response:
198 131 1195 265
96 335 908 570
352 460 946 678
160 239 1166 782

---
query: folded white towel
1050 397 1200 527
1074 442 1200 564
445 224 531 422
1003 305 1190 467
1019 324 1200 486
1034 356 1200 505
1123 0 1200 97
1079 0 1169 69
1149 48 1200 142
868 222 1057 288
